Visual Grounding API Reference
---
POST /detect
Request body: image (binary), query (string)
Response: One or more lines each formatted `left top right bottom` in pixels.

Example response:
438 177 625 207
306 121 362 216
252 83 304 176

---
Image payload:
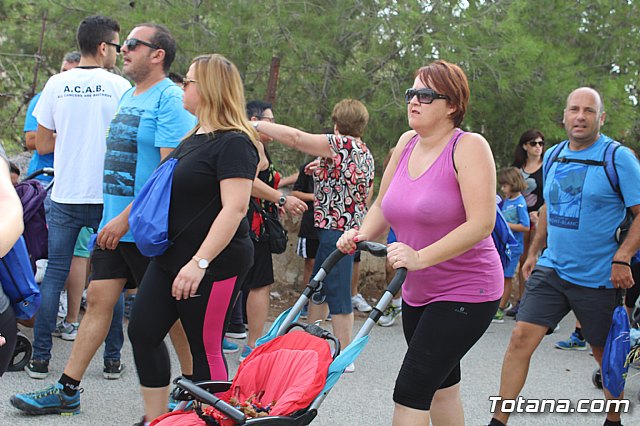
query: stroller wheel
592 368 602 389
8 332 32 372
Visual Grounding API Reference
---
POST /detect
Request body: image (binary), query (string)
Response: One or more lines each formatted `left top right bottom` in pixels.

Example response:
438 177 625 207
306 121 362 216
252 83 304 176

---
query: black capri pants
393 298 499 410
128 261 244 388
0 305 17 376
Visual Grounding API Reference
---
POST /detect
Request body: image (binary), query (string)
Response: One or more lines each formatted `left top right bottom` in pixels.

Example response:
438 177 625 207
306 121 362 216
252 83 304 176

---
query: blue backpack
493 197 519 269
0 236 41 320
129 136 225 257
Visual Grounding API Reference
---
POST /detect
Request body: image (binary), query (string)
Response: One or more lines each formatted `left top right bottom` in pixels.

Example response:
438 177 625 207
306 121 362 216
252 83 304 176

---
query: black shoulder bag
250 198 288 254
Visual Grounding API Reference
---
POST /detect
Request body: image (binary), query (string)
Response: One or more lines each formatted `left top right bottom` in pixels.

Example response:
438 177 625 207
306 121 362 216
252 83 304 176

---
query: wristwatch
192 255 210 269
251 121 260 131
277 194 287 207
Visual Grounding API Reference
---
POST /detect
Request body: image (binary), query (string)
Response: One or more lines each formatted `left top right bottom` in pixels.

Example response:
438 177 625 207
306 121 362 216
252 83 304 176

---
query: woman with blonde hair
128 54 259 423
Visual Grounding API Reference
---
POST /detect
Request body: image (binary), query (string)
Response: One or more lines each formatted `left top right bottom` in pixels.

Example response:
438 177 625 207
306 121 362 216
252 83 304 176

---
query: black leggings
393 298 499 410
0 305 17 377
128 262 243 388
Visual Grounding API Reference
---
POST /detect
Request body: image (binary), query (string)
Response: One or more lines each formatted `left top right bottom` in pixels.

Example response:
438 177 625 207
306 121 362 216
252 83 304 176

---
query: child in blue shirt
494 167 530 323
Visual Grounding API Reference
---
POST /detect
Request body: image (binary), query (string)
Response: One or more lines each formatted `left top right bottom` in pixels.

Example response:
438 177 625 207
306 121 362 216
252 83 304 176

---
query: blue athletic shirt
538 134 640 288
23 93 54 183
501 194 529 256
99 78 197 243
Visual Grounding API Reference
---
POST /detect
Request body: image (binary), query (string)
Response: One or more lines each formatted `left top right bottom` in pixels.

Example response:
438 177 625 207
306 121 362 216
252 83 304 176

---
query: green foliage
1 0 638 177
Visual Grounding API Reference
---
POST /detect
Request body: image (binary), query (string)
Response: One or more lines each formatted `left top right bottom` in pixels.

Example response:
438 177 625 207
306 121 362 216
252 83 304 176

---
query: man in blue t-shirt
489 87 640 426
11 23 196 416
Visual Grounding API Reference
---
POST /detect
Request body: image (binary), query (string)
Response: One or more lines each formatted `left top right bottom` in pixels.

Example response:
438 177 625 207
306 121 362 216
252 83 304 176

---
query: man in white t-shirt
25 15 131 379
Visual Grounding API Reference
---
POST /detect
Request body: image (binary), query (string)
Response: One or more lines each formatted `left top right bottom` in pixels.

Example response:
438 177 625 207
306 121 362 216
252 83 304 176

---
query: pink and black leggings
128 261 244 388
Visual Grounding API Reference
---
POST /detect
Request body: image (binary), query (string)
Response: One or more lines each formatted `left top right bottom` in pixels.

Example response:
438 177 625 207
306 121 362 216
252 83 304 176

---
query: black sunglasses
256 115 275 123
405 88 449 105
123 38 161 51
526 140 545 147
103 41 121 53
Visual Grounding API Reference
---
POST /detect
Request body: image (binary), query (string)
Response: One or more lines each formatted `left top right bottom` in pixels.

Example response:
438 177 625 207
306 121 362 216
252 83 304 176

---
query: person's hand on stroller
0 333 5 347
97 210 130 250
337 229 366 255
172 260 206 300
387 242 423 271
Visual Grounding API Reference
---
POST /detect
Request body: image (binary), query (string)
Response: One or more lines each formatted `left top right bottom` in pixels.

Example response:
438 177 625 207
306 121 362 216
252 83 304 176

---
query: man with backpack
10 23 195 416
488 87 640 426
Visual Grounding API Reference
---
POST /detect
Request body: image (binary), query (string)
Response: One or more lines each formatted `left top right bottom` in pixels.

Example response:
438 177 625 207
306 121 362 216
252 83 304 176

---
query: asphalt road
1 311 639 426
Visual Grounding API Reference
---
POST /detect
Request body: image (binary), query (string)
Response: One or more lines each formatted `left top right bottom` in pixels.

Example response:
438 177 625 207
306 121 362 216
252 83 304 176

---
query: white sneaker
378 305 402 327
52 321 79 341
345 363 355 373
351 293 372 312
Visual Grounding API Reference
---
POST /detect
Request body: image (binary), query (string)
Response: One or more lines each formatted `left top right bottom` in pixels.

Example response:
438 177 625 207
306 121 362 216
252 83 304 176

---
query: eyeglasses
526 140 545 147
103 41 121 53
123 38 161 51
256 115 275 123
405 88 449 105
181 78 197 88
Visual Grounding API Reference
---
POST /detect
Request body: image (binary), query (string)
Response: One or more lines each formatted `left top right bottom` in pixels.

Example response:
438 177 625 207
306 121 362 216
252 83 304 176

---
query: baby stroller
152 241 406 425
6 167 53 372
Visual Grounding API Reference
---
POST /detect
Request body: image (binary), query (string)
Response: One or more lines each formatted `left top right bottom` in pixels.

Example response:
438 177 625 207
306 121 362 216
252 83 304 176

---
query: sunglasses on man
405 88 449 105
123 38 161 51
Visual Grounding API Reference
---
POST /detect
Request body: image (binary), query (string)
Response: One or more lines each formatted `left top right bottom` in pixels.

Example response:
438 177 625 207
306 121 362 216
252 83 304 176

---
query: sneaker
352 293 372 312
492 308 505 323
25 359 49 379
53 321 79 341
300 304 308 320
239 345 253 362
505 301 520 317
223 338 239 354
103 359 125 380
225 323 247 339
555 331 587 350
10 383 80 415
378 305 402 327
344 363 355 373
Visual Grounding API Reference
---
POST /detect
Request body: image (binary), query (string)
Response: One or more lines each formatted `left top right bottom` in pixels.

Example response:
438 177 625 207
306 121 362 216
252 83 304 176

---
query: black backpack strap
450 129 465 174
543 140 568 181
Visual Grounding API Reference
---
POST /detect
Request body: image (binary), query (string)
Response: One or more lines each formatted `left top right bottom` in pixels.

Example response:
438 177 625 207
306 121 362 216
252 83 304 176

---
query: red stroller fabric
152 330 332 425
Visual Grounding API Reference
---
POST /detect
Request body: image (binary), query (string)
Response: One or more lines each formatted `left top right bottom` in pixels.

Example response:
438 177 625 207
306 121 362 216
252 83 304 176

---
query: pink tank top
381 130 503 306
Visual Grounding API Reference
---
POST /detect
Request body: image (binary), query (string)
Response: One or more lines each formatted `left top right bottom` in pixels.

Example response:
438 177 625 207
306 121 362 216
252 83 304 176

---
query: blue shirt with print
99 78 196 243
501 194 529 256
538 134 640 288
24 93 54 183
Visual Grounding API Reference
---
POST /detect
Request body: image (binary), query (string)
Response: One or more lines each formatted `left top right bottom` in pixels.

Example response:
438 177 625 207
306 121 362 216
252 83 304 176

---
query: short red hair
416 60 469 127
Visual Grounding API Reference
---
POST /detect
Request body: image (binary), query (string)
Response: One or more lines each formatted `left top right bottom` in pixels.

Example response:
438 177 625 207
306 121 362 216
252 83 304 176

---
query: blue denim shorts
312 229 353 315
503 250 522 278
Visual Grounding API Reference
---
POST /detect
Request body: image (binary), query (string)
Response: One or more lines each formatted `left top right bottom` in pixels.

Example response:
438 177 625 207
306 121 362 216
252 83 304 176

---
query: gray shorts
517 266 618 347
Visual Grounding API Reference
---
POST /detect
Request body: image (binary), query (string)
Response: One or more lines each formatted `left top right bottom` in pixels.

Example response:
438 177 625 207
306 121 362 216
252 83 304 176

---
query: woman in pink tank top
338 60 502 425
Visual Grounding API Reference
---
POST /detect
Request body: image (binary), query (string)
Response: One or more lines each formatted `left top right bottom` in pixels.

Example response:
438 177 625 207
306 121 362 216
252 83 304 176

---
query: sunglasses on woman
526 140 545 147
405 88 449 105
